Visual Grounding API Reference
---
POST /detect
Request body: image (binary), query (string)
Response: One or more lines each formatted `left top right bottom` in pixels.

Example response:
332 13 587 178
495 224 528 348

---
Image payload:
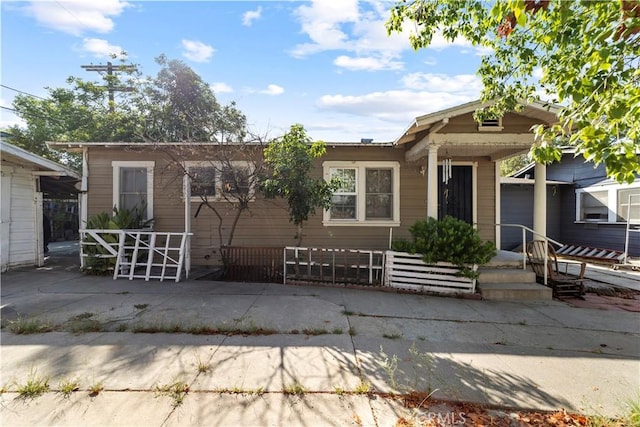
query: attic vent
478 117 504 132
360 138 373 143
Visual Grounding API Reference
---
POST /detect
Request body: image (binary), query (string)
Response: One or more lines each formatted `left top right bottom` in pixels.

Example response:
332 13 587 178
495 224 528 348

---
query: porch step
478 266 551 301
478 268 536 284
479 282 553 301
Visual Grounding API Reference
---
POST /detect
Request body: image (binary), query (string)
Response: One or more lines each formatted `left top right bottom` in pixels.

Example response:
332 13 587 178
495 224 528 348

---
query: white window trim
112 161 154 220
323 161 400 227
184 160 256 203
575 183 640 224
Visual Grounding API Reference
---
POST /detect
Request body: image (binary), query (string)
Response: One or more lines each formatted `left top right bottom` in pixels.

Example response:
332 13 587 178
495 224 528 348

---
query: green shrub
82 204 153 274
392 216 496 279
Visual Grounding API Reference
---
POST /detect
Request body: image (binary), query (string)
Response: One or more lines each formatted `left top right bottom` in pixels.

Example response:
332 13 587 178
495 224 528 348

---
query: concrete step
479 282 553 301
478 268 536 284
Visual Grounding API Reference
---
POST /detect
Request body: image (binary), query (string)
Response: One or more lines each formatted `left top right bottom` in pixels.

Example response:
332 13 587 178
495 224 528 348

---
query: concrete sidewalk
1 268 639 426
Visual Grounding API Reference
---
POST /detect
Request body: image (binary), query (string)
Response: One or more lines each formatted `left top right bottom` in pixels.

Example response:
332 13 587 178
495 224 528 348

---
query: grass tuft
16 370 50 398
302 328 328 336
383 332 402 340
283 381 306 396
88 381 104 397
9 316 53 334
354 380 371 395
58 378 80 398
154 380 189 407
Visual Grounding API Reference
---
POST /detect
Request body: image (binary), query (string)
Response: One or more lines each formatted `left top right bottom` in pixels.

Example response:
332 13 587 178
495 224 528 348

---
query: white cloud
291 1 487 66
401 73 482 94
260 84 284 96
334 55 403 71
80 38 124 58
211 82 233 94
242 6 262 26
24 0 130 36
318 90 478 123
181 40 215 63
291 0 359 57
317 73 483 123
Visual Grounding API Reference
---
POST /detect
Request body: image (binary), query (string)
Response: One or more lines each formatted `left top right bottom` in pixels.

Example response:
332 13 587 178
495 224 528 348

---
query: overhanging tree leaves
387 0 640 183
261 124 339 245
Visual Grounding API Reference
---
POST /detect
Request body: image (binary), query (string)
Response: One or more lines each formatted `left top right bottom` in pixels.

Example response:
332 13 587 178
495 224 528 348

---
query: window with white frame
186 161 254 202
576 184 640 223
323 161 400 226
112 161 154 220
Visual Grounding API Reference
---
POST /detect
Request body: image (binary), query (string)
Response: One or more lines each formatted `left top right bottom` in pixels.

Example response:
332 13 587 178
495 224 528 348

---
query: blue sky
1 0 489 142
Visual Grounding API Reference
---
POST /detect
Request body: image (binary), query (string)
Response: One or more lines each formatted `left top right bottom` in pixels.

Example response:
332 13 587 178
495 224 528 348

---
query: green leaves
387 0 640 183
261 124 337 244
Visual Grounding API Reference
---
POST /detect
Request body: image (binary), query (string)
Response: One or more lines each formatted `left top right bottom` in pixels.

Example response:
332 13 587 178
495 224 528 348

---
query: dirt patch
393 394 628 426
565 287 640 312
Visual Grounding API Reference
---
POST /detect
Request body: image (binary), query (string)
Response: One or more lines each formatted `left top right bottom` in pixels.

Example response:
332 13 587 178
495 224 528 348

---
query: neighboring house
1 140 80 271
501 150 640 256
50 100 559 269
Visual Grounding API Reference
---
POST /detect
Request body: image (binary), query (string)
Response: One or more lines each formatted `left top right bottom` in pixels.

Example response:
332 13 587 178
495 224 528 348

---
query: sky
1 0 490 142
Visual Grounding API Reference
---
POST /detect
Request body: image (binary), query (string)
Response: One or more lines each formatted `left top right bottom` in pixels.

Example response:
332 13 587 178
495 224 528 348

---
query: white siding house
1 140 80 271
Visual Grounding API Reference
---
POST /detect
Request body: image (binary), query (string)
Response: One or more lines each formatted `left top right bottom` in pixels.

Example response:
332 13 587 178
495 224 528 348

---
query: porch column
427 144 439 219
533 162 547 239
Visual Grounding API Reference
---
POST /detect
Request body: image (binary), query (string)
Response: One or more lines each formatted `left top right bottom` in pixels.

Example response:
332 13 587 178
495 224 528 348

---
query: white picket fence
384 251 477 294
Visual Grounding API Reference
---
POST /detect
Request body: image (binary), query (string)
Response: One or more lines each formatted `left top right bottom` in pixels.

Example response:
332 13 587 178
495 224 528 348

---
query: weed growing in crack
283 381 306 396
88 381 104 397
334 386 345 395
383 332 402 340
348 326 357 336
354 380 371 395
155 380 189 407
9 316 53 334
134 304 149 310
66 313 102 333
16 370 50 398
58 378 80 398
303 328 328 336
332 327 343 334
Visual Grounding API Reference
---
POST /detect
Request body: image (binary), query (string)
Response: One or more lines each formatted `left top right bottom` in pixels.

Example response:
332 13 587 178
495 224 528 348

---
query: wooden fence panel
384 251 476 294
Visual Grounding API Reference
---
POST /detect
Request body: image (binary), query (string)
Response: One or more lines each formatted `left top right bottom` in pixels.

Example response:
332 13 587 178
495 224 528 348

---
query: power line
1 106 66 126
0 84 48 100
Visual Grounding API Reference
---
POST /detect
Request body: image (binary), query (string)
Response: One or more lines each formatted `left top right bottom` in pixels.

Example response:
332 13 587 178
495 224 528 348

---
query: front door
438 165 473 224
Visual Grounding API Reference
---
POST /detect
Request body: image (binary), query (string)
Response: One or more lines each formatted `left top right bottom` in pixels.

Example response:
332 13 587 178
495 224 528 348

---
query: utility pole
81 62 137 112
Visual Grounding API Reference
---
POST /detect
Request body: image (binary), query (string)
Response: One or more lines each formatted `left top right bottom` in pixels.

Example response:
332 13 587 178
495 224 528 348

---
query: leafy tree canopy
387 0 640 183
261 124 338 244
5 54 247 169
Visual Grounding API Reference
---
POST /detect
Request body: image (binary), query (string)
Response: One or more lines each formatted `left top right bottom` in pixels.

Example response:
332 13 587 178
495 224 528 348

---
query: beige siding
476 159 496 242
442 112 542 134
84 144 500 266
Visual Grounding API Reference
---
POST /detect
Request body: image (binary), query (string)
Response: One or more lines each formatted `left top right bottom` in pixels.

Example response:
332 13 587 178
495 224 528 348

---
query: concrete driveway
1 263 638 426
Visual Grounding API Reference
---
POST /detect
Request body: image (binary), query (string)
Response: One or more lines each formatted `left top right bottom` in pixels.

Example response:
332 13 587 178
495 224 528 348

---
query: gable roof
394 99 561 146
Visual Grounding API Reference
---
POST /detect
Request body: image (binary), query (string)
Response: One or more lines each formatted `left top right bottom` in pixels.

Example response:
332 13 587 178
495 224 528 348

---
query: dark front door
438 165 473 224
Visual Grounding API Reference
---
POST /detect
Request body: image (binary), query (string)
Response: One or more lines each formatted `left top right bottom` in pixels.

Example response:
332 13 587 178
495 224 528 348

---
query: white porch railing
80 229 192 282
492 223 563 286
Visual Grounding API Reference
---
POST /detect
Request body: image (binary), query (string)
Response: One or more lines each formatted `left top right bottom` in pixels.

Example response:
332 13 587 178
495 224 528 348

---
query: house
0 140 80 271
49 100 559 273
502 150 640 257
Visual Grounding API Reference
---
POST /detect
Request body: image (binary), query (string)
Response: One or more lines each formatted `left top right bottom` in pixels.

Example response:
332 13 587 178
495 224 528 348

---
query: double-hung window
112 161 154 220
186 161 254 202
323 161 400 226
